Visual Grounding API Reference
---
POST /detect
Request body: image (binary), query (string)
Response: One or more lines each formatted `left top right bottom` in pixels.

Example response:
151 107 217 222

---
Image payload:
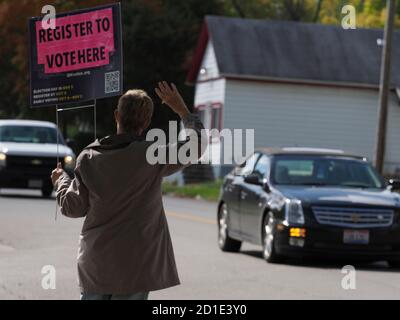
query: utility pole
375 0 396 174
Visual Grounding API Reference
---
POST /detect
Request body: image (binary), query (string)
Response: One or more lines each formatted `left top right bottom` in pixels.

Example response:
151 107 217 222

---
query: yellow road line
166 211 216 225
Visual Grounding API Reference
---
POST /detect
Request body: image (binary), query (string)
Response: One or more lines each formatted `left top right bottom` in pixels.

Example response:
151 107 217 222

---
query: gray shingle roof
199 15 400 87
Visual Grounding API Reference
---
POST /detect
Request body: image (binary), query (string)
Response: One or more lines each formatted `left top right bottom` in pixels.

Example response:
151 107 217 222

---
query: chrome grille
5 155 61 175
312 206 394 228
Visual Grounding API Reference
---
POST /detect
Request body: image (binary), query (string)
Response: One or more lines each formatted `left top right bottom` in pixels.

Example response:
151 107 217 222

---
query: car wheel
262 213 283 263
388 260 400 268
41 187 53 198
218 203 241 252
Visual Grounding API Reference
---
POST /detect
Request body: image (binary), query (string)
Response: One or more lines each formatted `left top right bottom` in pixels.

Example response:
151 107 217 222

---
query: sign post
28 3 123 219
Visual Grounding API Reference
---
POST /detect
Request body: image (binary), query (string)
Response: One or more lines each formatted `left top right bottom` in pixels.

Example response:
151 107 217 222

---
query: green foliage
0 0 399 153
121 0 224 134
0 0 224 143
223 0 400 27
223 0 326 22
162 180 222 202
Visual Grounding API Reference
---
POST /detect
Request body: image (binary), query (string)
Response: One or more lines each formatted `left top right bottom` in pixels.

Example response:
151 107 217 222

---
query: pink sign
35 8 114 74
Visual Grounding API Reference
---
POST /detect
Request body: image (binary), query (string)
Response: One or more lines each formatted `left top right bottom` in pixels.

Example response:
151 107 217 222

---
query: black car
217 148 400 267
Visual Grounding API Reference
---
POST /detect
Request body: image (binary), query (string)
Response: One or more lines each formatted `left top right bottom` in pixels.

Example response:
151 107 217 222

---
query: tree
0 0 224 143
223 0 400 27
223 0 327 22
111 0 225 136
0 0 400 152
0 0 114 124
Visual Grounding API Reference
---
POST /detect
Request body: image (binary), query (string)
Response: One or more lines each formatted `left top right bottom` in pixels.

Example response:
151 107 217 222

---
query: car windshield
272 156 385 189
0 125 64 144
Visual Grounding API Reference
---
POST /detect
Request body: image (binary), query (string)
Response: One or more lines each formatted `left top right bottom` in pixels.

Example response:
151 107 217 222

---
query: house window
211 107 221 130
196 102 222 131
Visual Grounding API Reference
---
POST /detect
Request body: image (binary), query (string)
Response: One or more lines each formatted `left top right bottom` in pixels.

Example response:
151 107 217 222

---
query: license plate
343 230 369 245
28 179 43 188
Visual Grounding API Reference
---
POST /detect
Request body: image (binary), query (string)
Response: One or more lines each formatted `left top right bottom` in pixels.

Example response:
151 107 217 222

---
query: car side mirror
388 179 400 191
244 174 262 186
244 174 272 193
263 180 271 193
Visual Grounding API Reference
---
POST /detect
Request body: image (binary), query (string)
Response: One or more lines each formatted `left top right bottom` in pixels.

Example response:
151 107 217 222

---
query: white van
0 120 75 197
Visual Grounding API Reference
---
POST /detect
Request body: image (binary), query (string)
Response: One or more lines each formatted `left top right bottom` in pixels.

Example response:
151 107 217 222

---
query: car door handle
241 191 247 200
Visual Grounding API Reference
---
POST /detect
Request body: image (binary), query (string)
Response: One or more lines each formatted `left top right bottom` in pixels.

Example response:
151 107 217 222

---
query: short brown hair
117 89 154 134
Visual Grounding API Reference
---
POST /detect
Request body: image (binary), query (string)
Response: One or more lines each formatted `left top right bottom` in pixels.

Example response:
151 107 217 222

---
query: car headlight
285 199 305 225
64 155 75 169
0 152 6 167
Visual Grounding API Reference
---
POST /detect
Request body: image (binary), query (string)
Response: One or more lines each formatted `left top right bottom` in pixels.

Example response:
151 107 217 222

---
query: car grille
6 155 60 173
312 206 394 228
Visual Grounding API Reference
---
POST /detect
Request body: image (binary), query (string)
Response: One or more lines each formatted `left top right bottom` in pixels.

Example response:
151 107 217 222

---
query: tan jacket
55 114 205 294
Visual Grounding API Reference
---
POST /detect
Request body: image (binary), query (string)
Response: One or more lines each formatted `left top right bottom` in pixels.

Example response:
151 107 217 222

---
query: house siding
193 40 225 107
223 80 400 174
385 93 400 174
197 41 219 81
194 79 226 107
192 40 226 174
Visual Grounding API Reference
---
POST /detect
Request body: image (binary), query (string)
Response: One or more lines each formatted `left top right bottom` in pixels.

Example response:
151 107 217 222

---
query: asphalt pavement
0 189 399 300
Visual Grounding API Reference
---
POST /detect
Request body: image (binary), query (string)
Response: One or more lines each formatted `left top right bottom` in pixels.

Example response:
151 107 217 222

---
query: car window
237 153 259 176
277 160 314 177
0 125 64 144
254 155 270 180
272 156 385 188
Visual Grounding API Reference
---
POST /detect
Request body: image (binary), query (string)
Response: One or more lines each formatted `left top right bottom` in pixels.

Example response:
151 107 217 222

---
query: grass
162 180 222 202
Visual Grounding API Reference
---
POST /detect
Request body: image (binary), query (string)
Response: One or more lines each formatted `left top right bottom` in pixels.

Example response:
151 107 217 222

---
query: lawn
162 180 222 202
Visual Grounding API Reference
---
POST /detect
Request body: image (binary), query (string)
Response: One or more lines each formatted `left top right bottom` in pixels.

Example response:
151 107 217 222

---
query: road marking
166 211 216 225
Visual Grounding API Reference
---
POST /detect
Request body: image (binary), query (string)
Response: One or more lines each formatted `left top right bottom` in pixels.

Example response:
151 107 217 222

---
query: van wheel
41 187 53 198
262 213 283 263
218 203 241 252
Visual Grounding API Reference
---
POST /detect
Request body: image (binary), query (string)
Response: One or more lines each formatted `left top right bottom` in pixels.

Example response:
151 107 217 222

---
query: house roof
187 15 400 88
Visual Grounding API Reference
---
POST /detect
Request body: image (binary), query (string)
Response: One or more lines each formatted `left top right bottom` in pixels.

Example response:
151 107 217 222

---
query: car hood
274 185 400 207
0 142 74 157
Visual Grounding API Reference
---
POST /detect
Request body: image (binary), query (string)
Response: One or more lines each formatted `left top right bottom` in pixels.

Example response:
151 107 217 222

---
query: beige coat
55 114 205 294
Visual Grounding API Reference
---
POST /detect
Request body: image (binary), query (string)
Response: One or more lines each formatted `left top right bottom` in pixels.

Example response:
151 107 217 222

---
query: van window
0 125 64 144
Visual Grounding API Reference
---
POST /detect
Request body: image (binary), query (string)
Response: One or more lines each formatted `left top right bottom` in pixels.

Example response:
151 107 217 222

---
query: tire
41 187 53 198
262 213 283 263
218 203 242 252
388 260 400 268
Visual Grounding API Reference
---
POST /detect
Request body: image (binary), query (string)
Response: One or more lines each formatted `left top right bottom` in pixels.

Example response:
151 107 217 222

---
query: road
0 189 399 300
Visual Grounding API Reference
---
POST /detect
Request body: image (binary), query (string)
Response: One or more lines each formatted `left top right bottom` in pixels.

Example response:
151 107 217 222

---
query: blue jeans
81 292 149 300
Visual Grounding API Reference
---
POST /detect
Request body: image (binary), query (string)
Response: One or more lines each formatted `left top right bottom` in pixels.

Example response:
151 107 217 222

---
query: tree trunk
284 0 306 21
313 0 323 22
231 0 246 18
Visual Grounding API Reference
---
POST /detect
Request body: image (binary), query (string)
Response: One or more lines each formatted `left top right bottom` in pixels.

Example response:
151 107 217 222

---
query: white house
186 15 400 178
